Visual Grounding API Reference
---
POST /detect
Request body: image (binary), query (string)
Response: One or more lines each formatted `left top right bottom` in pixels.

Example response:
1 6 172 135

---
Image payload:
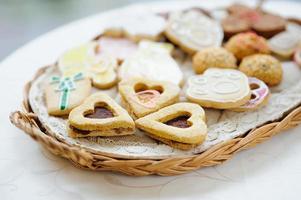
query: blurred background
1 0 300 60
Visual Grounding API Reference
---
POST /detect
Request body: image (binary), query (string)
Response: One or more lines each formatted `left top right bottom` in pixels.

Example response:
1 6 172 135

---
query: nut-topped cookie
119 78 180 119
186 68 251 109
135 103 207 150
68 92 135 138
165 10 223 54
239 54 283 86
193 47 237 74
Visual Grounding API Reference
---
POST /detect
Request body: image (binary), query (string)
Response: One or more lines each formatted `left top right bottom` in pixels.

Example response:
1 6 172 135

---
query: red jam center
85 107 114 119
165 116 191 128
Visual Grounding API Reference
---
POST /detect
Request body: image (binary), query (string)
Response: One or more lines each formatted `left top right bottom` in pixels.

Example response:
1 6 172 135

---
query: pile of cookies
44 4 301 150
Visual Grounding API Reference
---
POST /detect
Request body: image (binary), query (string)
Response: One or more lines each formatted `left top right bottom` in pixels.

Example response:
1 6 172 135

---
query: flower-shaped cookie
186 68 251 109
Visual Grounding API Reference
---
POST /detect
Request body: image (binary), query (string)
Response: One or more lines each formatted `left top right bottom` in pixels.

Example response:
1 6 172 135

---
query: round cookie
231 77 270 112
225 32 270 60
192 47 237 74
239 54 282 86
252 14 286 39
165 10 223 54
186 68 251 109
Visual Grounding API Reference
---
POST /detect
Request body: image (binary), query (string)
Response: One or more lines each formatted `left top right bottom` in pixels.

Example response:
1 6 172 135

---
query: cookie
103 12 166 42
119 40 183 85
135 103 207 150
119 78 180 119
192 47 237 74
165 10 223 54
227 3 254 15
225 32 270 60
45 73 92 116
269 31 301 58
58 42 118 89
231 77 270 112
239 54 283 86
95 36 138 62
186 68 251 109
222 15 251 39
68 92 135 138
294 48 301 67
252 14 286 39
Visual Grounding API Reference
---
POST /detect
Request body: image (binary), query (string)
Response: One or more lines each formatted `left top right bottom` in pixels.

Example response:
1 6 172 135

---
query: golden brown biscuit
239 54 283 86
225 32 270 60
186 68 251 109
119 78 180 119
68 92 135 138
45 73 91 116
193 47 237 74
135 103 207 150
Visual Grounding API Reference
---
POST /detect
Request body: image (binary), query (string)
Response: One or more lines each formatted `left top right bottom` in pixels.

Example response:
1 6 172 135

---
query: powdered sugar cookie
119 40 183 85
186 68 251 109
231 77 270 112
165 10 223 54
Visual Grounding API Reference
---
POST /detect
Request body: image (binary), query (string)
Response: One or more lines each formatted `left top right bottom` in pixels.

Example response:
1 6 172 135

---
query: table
1 0 301 199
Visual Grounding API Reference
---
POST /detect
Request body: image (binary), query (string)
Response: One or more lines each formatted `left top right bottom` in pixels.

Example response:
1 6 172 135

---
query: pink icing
132 89 161 108
239 77 269 109
96 37 138 61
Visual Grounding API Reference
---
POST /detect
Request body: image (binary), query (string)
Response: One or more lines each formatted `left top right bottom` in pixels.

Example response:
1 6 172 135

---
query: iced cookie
103 12 166 42
45 73 92 116
135 103 207 150
119 78 180 119
294 48 301 67
239 54 282 86
165 10 223 54
68 92 135 138
119 40 183 85
193 47 237 74
58 42 118 89
186 68 251 109
95 36 138 62
225 32 270 60
269 31 301 58
231 77 270 112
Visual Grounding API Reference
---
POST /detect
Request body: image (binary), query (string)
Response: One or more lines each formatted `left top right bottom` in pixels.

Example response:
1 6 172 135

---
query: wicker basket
9 66 301 176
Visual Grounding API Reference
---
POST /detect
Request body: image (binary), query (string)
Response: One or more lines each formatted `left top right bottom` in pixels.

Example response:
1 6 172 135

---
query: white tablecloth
1 0 301 199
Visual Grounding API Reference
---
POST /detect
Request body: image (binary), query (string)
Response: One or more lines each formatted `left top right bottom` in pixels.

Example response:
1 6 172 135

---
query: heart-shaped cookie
135 102 207 150
68 92 135 138
186 68 251 109
119 78 180 119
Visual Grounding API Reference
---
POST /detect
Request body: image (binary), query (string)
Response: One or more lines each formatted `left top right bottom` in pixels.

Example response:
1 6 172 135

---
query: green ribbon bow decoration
50 73 84 110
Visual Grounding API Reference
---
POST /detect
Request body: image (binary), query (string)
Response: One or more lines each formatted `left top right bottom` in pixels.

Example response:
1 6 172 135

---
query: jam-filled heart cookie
269 31 301 58
135 103 207 150
231 77 270 112
119 78 180 119
58 42 118 89
45 73 91 116
103 12 166 42
165 10 223 54
95 36 138 62
186 68 251 109
68 92 135 138
119 40 183 85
